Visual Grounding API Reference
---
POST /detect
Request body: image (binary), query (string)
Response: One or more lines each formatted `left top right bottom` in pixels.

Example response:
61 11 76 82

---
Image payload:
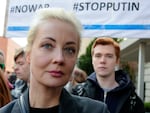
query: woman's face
28 19 79 88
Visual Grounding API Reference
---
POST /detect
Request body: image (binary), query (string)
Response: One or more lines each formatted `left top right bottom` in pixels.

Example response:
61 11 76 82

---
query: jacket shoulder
130 92 145 113
72 95 109 113
72 82 86 96
72 80 96 97
121 91 145 113
0 100 20 113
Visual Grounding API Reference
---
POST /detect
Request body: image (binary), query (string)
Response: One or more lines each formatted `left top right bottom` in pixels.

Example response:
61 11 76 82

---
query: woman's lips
48 70 64 77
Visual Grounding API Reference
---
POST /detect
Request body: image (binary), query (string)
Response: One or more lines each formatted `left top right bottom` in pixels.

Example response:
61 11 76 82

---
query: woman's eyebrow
66 41 76 45
45 37 56 42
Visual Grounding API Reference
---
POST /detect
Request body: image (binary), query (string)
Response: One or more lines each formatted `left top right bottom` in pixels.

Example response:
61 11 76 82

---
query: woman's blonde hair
26 8 82 53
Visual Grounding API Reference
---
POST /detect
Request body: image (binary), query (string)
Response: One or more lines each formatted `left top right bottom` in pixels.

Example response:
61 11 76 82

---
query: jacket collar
22 88 78 113
87 70 135 91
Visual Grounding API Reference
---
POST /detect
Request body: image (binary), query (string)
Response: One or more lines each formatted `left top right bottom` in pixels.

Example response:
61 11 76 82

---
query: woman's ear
26 52 31 64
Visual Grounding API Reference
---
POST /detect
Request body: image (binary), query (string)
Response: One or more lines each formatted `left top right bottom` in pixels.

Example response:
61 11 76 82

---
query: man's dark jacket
0 88 109 113
72 70 145 113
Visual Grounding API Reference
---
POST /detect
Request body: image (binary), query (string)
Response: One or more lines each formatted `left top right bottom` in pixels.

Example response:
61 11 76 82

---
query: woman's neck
29 82 62 108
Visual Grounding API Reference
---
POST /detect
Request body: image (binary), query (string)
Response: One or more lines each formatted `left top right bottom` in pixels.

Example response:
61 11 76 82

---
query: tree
77 38 96 75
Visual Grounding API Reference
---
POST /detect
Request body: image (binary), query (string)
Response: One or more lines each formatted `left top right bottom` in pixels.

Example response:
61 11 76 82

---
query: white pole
3 0 10 37
137 42 145 101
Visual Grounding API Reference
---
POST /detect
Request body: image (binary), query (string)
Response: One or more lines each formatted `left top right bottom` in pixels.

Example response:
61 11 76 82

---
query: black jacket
72 70 145 113
11 79 28 100
0 88 109 113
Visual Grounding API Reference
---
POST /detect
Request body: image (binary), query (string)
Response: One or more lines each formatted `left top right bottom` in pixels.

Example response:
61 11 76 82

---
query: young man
11 47 30 99
72 37 145 113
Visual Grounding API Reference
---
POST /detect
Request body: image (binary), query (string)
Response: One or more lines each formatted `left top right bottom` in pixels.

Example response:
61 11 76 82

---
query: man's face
92 44 119 78
14 55 30 81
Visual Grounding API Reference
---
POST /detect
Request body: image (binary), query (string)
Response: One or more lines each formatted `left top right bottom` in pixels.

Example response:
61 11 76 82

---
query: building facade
0 37 20 73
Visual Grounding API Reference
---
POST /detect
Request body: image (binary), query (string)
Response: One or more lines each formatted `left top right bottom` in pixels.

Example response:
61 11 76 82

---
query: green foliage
77 38 96 75
145 102 150 112
77 54 93 75
120 61 136 83
113 38 124 43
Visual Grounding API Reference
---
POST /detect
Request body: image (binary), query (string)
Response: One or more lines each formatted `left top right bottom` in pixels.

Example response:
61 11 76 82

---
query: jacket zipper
104 91 107 103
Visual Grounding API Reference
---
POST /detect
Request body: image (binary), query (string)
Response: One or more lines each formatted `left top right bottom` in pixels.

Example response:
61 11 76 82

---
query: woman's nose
53 50 65 65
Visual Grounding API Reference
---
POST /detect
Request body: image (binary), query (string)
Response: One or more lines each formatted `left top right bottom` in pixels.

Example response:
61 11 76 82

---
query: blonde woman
0 8 109 113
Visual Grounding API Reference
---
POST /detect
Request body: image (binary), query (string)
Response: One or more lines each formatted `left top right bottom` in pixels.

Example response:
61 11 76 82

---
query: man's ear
115 58 120 71
26 52 31 64
116 58 120 67
116 58 120 64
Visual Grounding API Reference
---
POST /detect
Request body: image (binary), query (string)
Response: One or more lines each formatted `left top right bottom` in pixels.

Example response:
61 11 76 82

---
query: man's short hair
91 37 120 60
14 48 25 62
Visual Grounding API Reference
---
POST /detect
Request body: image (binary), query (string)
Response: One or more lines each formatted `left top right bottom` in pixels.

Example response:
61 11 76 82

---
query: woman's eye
64 47 76 55
43 43 53 49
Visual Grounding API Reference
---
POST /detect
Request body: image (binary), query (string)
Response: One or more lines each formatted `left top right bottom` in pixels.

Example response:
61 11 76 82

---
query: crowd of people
0 8 145 113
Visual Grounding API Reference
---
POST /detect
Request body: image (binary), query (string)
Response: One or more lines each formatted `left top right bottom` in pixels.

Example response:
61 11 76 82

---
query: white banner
6 0 150 38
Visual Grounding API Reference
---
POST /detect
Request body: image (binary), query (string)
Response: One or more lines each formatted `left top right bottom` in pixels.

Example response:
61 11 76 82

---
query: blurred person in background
0 50 13 90
0 50 5 71
11 47 30 99
8 72 17 87
65 67 87 93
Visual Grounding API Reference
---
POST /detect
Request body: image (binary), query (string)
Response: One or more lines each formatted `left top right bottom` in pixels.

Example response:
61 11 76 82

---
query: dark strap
129 91 137 113
18 95 27 113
